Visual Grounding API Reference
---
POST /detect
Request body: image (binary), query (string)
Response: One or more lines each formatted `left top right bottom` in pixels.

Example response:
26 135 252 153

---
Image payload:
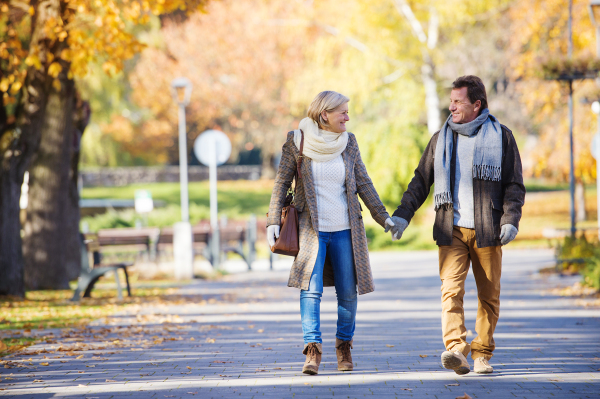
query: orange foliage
507 0 598 182
109 0 314 165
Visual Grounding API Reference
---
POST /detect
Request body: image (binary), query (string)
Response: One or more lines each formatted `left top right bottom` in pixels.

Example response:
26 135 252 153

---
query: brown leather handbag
270 130 304 257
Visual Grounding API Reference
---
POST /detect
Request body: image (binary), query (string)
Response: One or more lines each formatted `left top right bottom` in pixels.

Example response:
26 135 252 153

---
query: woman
266 91 394 375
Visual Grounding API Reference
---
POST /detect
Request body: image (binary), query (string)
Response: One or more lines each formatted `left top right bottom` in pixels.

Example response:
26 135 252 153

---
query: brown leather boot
302 342 322 375
335 338 353 371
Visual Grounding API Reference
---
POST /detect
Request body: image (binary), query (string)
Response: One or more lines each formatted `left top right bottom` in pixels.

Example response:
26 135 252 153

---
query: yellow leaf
186 366 192 370
29 6 34 15
48 62 62 78
0 78 8 92
385 344 394 348
76 355 84 359
419 354 428 358
0 341 7 351
52 79 61 92
25 54 42 69
10 81 22 94
40 362 49 366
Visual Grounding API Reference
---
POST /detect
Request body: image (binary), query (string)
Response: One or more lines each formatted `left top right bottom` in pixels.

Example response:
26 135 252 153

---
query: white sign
134 190 153 213
193 130 231 166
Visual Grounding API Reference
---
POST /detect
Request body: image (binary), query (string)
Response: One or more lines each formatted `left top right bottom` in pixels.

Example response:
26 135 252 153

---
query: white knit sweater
311 155 350 232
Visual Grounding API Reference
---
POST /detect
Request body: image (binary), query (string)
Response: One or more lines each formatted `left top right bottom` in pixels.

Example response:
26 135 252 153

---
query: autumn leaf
386 344 394 348
446 383 460 386
105 379 117 382
47 62 62 78
257 329 264 333
40 362 49 366
419 355 428 358
187 366 192 369
0 342 7 351
76 355 84 359
455 394 472 399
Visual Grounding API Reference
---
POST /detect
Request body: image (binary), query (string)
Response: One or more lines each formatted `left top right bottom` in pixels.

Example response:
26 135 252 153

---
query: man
387 76 525 375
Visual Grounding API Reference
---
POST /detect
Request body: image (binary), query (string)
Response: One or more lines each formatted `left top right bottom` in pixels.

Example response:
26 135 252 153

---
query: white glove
499 224 518 246
384 218 397 241
267 225 280 247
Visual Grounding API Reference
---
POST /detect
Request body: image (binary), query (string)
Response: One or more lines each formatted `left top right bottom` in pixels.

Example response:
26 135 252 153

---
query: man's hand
385 216 409 241
267 225 280 247
499 224 518 246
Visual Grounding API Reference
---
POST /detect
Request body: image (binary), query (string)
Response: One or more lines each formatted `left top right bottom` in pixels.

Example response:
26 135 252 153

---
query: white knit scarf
293 117 348 162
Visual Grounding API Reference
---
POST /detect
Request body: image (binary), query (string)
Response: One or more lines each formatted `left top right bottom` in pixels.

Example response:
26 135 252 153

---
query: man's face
449 87 481 124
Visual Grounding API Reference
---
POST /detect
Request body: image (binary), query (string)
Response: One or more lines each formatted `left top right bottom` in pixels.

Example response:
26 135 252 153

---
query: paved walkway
1 250 599 398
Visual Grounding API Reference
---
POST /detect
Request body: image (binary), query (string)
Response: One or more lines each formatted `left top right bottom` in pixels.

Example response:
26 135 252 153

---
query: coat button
358 216 362 219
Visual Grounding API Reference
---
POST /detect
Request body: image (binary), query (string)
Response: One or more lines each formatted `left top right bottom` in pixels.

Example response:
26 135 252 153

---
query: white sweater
311 155 351 232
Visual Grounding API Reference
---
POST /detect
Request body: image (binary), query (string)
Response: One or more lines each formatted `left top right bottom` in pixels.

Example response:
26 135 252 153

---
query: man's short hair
451 75 488 111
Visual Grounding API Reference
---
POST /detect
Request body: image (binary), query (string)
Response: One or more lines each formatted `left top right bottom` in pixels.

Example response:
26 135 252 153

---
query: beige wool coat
267 131 390 295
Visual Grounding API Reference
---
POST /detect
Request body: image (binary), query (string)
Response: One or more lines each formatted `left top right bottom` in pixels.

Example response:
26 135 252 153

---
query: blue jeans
300 229 357 344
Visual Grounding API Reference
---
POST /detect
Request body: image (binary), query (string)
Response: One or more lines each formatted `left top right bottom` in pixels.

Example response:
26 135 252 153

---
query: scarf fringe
434 192 453 211
473 164 501 182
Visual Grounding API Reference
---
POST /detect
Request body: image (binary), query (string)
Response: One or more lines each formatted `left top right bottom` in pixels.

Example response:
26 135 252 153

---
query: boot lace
306 343 319 362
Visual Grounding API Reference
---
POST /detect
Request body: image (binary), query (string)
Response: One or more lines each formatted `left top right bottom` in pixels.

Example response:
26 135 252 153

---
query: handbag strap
290 129 304 204
297 129 304 179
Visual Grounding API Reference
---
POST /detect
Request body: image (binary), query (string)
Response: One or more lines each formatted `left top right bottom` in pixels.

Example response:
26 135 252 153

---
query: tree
0 0 210 296
505 0 596 219
100 0 314 176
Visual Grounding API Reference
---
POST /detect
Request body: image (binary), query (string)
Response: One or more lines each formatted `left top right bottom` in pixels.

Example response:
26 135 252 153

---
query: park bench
71 234 133 302
155 220 256 269
97 227 160 261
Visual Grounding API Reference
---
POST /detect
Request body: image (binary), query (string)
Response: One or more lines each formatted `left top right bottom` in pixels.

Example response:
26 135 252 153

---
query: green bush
582 258 600 291
555 235 597 272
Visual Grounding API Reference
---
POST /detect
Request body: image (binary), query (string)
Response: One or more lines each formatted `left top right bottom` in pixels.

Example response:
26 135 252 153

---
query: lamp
171 77 192 106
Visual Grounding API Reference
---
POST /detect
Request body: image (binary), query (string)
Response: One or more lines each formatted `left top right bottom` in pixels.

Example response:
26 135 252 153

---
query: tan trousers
438 226 502 360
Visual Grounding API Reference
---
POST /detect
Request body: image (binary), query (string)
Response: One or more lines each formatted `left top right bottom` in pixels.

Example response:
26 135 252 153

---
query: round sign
193 130 232 166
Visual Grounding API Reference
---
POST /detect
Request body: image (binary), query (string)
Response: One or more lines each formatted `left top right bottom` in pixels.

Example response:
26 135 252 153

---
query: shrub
555 235 596 273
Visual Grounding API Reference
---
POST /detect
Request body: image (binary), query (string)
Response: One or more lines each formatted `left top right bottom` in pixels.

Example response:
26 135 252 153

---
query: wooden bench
155 220 256 269
97 227 160 260
71 234 133 302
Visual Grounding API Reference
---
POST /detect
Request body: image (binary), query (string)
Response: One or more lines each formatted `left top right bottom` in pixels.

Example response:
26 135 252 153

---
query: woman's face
321 102 349 133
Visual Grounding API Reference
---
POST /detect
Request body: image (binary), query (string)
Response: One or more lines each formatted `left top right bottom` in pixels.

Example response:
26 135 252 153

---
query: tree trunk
65 98 91 280
0 0 61 297
23 78 76 290
576 181 586 222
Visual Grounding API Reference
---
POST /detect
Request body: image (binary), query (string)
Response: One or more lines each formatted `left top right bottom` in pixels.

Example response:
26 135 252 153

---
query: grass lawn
80 179 599 249
0 271 207 357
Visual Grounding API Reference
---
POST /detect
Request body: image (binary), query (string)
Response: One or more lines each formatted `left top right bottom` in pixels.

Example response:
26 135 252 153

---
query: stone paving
1 249 599 398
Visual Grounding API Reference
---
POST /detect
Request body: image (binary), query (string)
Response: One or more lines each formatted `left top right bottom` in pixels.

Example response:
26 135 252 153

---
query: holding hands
385 216 409 241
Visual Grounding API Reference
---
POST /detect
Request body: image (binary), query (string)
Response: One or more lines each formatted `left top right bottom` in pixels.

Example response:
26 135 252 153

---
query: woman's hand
267 225 280 247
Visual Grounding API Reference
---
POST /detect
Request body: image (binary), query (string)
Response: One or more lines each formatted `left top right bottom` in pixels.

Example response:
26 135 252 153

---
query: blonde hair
307 91 349 129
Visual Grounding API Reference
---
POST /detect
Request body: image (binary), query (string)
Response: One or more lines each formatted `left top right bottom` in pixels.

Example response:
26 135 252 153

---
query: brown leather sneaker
302 342 322 375
335 338 353 371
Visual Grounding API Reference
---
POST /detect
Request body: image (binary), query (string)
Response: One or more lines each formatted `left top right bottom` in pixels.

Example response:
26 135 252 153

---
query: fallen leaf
257 329 264 333
165 395 175 397
86 365 95 368
212 360 232 363
33 379 43 383
386 344 394 348
255 369 267 372
219 374 229 377
205 338 215 343
78 384 87 387
455 394 472 399
60 360 68 363
0 342 7 351
304 382 310 385
263 347 273 350
273 367 282 370
400 388 412 391
76 355 84 359
446 383 460 386
40 362 49 366
187 366 192 369
419 355 428 358
105 379 117 382
549 379 561 382
190 337 195 341
187 393 198 395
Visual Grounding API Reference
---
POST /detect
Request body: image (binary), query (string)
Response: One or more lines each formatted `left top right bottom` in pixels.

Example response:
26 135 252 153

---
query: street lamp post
171 77 194 280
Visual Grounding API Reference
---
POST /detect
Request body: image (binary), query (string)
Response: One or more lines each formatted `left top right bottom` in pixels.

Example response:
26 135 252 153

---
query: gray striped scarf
433 108 502 210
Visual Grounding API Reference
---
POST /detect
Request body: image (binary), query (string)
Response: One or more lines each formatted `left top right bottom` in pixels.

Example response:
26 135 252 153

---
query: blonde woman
266 91 394 375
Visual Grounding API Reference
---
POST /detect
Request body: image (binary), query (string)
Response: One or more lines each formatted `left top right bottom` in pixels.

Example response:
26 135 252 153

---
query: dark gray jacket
392 125 525 248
